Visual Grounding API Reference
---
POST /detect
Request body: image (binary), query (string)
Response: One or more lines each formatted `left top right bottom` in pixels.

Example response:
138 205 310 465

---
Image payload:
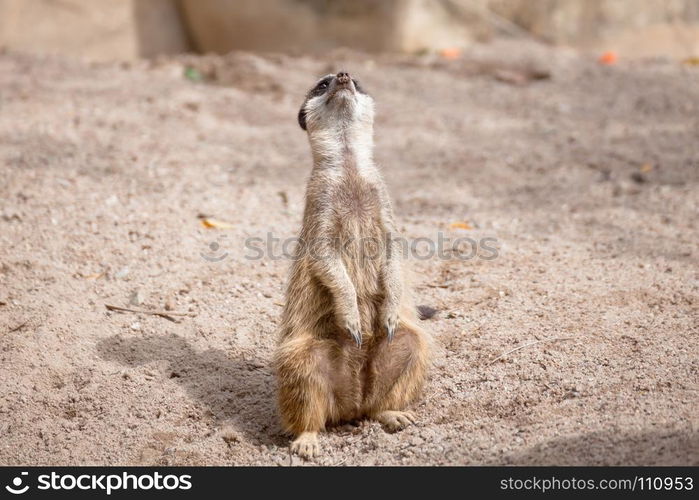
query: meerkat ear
298 106 307 131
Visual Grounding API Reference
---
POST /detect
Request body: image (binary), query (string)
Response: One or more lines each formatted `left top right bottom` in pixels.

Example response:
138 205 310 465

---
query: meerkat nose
336 72 351 84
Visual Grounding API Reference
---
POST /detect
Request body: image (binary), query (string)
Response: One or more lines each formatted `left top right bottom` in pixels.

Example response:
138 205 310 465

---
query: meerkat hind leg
277 336 362 459
290 431 320 459
276 337 333 459
365 324 429 432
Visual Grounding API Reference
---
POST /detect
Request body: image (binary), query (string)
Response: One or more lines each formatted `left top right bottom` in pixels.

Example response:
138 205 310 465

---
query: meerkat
274 71 431 459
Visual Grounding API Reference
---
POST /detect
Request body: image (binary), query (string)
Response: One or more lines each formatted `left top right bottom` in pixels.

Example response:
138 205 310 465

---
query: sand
0 41 697 465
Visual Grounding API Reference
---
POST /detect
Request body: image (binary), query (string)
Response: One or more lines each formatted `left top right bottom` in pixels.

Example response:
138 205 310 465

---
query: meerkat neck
309 123 374 172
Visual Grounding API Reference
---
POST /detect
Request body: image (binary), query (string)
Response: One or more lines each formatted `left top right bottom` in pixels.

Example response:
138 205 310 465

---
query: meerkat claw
386 323 395 342
347 327 362 347
384 311 397 342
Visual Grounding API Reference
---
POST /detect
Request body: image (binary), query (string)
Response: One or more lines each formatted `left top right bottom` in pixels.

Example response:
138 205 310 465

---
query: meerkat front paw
339 308 362 347
381 303 399 342
374 411 416 432
290 432 320 459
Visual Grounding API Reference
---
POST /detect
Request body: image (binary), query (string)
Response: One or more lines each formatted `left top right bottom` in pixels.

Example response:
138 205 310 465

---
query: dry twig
104 304 191 323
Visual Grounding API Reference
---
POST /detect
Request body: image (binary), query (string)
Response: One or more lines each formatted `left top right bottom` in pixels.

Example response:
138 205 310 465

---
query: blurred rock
179 0 401 53
0 0 697 60
0 0 190 61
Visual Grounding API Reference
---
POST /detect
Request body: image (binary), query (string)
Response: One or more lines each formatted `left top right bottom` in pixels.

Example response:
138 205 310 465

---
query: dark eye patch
298 107 307 131
308 76 333 98
298 76 331 131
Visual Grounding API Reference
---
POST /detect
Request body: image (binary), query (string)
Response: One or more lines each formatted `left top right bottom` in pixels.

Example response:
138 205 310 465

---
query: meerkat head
297 71 374 134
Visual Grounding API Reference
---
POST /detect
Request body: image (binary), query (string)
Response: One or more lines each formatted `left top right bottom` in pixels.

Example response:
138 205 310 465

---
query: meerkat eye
309 78 332 98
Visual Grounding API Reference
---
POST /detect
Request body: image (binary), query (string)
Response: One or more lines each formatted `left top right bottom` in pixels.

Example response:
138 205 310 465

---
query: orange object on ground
440 47 461 60
449 221 473 230
599 51 618 65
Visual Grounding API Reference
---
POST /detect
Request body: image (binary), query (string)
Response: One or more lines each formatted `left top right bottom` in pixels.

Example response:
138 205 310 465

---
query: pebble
129 289 145 306
164 297 175 311
115 267 130 279
409 436 424 446
130 322 141 331
105 194 119 206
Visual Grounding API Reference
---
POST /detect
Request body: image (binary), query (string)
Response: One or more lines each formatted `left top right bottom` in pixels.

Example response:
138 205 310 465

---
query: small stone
417 305 438 320
129 289 146 306
563 389 580 399
130 322 141 331
409 436 424 446
630 172 646 184
1 208 21 222
115 267 130 279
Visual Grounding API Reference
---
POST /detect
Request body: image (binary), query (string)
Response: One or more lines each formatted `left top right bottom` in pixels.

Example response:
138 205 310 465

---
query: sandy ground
0 41 697 466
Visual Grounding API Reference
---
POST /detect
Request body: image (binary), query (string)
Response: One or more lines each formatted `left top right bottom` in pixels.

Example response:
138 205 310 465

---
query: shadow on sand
500 428 699 465
97 333 283 446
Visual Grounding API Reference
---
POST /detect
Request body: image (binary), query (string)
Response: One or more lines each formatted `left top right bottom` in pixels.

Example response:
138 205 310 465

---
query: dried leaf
493 69 528 85
440 48 462 60
449 221 473 230
493 67 550 86
201 218 233 229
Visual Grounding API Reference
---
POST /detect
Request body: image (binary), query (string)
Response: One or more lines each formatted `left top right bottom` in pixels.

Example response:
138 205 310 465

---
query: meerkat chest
331 171 383 230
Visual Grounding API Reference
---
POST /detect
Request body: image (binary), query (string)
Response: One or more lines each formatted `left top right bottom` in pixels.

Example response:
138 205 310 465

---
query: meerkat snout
336 71 351 84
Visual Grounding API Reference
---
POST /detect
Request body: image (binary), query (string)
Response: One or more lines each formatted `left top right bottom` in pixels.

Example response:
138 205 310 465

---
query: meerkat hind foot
374 411 416 432
290 431 320 459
